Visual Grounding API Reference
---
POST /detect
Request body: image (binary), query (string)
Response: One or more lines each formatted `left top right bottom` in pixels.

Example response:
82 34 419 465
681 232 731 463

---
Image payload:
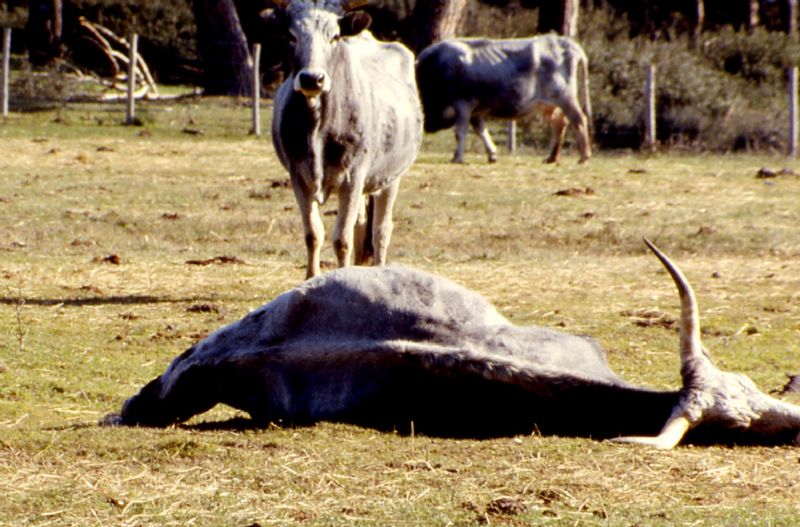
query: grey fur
105 242 800 447
271 1 423 278
416 35 592 164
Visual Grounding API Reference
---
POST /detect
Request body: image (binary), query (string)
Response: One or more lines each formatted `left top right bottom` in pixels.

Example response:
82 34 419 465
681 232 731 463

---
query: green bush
578 10 791 151
701 27 800 84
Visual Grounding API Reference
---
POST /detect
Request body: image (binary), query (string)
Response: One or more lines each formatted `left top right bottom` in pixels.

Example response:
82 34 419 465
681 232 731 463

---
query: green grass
1 99 800 526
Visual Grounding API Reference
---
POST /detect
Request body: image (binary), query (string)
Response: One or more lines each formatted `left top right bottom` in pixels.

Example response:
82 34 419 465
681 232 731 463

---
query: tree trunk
688 0 704 47
788 0 798 34
26 0 63 66
746 0 760 30
406 0 468 53
538 0 580 37
694 0 705 33
192 0 253 96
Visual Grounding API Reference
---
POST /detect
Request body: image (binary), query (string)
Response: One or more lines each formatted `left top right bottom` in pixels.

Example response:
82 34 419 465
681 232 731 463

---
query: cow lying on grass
103 240 800 448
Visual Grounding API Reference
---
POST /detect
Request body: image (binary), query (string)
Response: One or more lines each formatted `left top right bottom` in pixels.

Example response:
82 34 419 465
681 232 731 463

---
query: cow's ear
339 12 372 36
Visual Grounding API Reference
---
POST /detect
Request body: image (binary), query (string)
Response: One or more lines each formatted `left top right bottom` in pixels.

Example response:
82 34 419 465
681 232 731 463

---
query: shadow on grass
182 416 267 432
0 294 220 307
43 416 268 432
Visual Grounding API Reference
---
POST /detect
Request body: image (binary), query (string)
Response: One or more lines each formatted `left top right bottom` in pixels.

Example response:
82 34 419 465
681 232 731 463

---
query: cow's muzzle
295 70 329 97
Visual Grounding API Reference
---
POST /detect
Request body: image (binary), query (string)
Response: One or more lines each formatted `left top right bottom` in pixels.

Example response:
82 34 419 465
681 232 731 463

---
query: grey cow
270 0 423 278
416 35 592 164
105 240 800 448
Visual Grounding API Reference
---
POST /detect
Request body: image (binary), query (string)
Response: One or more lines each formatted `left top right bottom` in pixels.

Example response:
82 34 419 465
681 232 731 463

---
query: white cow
416 35 592 164
269 0 423 278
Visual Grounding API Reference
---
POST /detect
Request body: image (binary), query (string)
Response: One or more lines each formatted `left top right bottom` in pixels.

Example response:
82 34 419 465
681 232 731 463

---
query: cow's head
266 0 372 98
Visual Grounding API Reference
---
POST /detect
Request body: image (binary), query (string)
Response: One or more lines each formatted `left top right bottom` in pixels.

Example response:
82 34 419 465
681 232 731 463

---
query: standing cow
269 0 423 278
416 35 592 164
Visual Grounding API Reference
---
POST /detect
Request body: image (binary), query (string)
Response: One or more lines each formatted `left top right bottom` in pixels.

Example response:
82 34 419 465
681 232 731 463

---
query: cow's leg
332 181 364 269
369 178 401 266
560 98 592 163
451 103 472 163
542 106 567 164
292 182 325 279
353 194 373 266
470 115 498 163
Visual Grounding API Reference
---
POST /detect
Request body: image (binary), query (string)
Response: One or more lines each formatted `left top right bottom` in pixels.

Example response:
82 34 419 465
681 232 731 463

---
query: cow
269 0 423 279
416 35 592 164
104 240 800 448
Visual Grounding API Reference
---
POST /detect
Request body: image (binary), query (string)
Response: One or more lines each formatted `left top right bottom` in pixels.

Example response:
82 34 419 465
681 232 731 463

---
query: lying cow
104 240 800 448
269 0 423 278
416 35 592 164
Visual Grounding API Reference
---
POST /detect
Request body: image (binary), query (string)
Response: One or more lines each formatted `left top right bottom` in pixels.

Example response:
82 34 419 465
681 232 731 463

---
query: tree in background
10 0 800 95
538 0 579 36
405 0 469 53
789 0 798 34
191 0 253 96
26 0 63 66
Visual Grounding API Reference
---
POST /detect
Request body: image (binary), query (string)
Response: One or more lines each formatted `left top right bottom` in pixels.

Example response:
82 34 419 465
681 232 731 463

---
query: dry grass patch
1 100 800 525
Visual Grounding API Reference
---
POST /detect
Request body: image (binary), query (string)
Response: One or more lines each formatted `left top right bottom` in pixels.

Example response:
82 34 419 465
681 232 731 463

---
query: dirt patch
92 254 121 265
185 255 246 266
554 186 596 197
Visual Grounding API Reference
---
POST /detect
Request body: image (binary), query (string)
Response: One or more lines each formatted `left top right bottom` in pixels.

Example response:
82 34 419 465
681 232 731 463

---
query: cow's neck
318 44 359 131
303 96 326 203
293 46 359 204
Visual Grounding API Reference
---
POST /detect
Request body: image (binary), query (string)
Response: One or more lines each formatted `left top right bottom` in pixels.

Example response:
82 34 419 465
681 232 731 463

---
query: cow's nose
297 71 327 94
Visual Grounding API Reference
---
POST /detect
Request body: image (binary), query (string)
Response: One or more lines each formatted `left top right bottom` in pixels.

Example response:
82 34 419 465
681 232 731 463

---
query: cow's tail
578 49 593 136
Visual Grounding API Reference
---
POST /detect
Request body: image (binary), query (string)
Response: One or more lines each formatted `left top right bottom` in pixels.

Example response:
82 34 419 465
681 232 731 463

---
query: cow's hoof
488 155 498 164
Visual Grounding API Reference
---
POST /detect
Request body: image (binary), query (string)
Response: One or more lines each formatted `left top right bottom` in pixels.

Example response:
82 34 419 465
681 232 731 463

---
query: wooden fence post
125 33 138 125
507 120 516 154
790 66 798 157
644 64 657 151
251 43 262 136
1 28 11 117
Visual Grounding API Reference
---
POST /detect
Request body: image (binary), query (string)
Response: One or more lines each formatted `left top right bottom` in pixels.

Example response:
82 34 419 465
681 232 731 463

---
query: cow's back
166 265 618 388
122 265 625 431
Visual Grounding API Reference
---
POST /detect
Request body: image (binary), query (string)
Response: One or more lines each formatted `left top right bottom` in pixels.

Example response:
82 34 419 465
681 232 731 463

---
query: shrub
701 27 800 84
65 0 198 84
580 10 791 151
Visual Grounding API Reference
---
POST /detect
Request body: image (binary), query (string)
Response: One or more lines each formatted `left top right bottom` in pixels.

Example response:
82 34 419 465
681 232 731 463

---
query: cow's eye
331 34 340 43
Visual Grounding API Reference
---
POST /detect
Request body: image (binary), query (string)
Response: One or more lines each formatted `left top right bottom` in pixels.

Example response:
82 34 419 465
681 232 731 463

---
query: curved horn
342 0 369 10
643 238 705 382
610 238 706 449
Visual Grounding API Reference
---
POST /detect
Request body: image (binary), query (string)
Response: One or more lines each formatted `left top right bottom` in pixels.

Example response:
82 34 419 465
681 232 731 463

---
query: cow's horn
266 0 290 8
642 238 705 384
342 0 369 10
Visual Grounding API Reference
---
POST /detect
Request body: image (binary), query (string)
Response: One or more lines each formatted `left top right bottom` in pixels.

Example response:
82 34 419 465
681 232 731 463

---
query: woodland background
2 0 800 151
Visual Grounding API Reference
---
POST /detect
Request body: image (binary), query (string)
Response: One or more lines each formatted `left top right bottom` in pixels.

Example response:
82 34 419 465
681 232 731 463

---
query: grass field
1 98 800 526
